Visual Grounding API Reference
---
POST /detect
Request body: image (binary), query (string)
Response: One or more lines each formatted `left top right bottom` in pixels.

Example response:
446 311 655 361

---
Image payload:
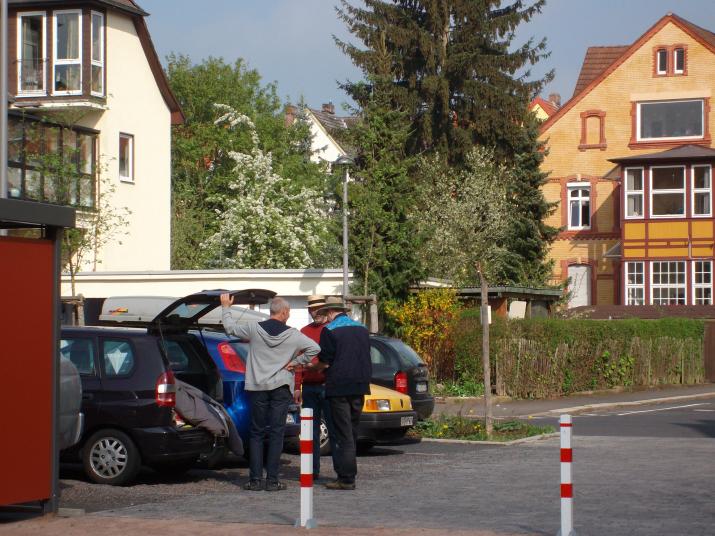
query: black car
369 335 435 420
60 290 264 485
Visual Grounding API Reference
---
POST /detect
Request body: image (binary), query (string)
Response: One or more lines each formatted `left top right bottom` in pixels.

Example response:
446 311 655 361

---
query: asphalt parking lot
52 407 715 536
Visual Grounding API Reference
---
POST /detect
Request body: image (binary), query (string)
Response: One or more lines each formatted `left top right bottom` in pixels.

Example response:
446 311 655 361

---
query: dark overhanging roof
609 144 715 164
0 198 76 229
456 286 562 302
9 0 148 16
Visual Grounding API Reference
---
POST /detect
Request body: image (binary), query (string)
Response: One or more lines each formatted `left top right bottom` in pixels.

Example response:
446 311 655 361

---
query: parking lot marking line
693 409 715 412
617 403 708 416
404 452 447 457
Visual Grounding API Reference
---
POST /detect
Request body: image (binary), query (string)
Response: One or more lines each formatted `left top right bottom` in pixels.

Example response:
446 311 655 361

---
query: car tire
82 429 141 486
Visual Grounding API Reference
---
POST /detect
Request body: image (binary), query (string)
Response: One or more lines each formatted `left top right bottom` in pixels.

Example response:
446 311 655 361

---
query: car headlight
365 399 391 411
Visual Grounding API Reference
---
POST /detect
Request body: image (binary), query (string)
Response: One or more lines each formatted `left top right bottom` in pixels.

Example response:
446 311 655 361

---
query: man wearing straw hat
294 295 336 481
312 296 372 490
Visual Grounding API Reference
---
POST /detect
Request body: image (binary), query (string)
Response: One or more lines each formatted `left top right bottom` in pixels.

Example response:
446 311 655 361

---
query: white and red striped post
297 407 317 529
558 414 576 536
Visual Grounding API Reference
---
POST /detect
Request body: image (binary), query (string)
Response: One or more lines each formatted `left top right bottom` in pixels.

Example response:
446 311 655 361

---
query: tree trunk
477 262 493 436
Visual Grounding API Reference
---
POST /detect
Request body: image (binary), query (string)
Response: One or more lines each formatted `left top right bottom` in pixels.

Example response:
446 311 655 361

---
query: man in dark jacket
314 296 371 490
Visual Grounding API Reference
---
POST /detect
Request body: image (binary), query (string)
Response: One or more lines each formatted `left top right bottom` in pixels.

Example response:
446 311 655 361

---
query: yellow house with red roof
540 13 715 308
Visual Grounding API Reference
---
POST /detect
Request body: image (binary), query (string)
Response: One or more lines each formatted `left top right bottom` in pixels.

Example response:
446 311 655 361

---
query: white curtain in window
57 13 79 60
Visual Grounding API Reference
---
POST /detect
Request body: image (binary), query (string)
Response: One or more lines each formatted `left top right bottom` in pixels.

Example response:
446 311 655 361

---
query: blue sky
140 0 715 111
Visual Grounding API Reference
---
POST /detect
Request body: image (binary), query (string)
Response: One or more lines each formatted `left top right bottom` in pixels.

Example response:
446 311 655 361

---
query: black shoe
325 479 355 490
243 479 262 491
265 481 287 492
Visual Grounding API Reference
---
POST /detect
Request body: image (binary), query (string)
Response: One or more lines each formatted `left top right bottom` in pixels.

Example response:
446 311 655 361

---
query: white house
286 102 354 165
7 0 181 271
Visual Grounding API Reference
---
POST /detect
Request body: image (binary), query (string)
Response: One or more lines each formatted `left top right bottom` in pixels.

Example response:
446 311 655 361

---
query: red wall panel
0 237 54 505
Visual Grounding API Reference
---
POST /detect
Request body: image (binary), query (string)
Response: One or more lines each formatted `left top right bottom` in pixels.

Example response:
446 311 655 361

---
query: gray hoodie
222 308 320 393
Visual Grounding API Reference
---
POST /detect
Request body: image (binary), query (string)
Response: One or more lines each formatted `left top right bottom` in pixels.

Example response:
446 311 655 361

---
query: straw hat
306 294 327 309
315 296 349 314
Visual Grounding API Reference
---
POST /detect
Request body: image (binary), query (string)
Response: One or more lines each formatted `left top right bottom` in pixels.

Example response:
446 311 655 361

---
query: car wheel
318 418 331 455
82 429 141 486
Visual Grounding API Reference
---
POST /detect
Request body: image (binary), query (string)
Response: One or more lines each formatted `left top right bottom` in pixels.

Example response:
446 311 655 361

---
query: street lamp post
334 155 354 303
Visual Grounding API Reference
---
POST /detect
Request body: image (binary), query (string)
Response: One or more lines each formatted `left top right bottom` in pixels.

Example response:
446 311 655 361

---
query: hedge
454 311 705 399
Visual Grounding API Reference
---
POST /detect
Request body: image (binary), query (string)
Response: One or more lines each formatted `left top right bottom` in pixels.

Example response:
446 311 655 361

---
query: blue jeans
248 386 292 483
301 383 336 477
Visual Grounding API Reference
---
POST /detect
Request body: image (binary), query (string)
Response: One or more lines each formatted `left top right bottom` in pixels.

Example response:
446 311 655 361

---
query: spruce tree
342 86 426 301
336 0 558 286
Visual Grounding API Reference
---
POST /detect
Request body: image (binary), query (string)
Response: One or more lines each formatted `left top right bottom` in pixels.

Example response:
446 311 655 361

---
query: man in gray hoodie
220 294 320 491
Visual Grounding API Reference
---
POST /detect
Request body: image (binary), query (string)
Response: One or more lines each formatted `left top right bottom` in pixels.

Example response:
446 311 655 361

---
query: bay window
53 10 82 94
625 167 644 218
625 262 645 306
91 12 105 96
17 12 46 95
638 100 703 141
692 165 711 217
650 166 685 217
693 261 713 305
567 184 590 230
651 261 686 305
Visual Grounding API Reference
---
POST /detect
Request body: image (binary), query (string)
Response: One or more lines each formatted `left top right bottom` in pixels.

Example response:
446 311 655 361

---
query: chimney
322 102 335 115
548 93 561 108
284 104 297 127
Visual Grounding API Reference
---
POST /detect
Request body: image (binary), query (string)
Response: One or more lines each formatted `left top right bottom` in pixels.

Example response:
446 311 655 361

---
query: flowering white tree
201 104 331 268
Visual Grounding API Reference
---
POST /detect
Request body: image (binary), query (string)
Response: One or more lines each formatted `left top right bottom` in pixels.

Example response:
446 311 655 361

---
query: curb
547 392 715 415
420 432 559 446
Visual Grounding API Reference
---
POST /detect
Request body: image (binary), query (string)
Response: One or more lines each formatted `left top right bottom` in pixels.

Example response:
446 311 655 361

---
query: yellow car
310 383 417 454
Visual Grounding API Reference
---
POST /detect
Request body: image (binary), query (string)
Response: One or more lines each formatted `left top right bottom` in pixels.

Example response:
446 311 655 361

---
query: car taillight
156 370 176 407
394 371 408 394
218 342 246 373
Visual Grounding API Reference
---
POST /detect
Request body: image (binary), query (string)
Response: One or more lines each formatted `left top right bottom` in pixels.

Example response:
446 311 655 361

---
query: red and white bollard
558 414 576 536
296 407 317 529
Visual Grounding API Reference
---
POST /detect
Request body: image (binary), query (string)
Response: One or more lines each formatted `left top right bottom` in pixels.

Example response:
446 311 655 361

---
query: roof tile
573 46 629 98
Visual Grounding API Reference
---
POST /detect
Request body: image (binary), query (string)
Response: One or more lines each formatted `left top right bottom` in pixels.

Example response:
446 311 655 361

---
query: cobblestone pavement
3 424 714 536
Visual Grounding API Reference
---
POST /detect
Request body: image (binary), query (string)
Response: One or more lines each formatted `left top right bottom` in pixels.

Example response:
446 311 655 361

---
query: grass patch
432 378 484 398
412 415 554 442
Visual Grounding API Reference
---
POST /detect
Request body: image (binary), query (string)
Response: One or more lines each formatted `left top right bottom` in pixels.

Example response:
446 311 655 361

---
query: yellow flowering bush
383 289 460 379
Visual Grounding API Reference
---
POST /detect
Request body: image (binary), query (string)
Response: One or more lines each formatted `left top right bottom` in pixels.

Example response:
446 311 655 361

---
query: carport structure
0 198 75 512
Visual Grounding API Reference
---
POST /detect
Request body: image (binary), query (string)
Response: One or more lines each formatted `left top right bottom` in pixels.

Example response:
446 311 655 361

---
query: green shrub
452 313 705 398
414 415 554 441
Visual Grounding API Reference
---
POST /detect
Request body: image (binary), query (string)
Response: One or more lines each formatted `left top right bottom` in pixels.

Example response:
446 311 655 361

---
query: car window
102 339 135 377
384 339 424 367
370 343 399 371
164 339 206 373
61 337 96 375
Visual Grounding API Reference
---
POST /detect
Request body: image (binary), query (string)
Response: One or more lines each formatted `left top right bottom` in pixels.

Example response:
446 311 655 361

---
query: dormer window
53 10 82 95
656 48 667 75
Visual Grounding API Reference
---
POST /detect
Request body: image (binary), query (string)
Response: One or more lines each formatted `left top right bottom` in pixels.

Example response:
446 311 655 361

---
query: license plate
416 382 428 393
401 416 414 427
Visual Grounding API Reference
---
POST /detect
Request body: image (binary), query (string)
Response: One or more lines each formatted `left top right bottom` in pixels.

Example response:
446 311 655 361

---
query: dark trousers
248 386 292 483
328 394 364 484
301 383 336 477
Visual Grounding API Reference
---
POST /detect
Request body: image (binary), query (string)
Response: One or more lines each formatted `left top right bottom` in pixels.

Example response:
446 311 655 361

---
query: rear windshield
384 339 424 367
